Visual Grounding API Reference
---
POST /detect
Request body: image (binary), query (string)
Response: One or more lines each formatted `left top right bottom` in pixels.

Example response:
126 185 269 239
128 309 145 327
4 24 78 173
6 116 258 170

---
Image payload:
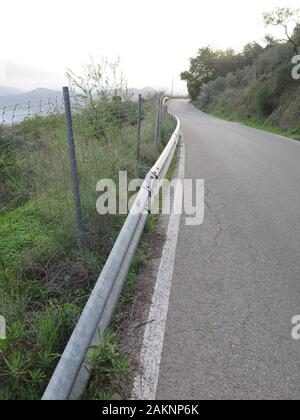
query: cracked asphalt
155 100 300 400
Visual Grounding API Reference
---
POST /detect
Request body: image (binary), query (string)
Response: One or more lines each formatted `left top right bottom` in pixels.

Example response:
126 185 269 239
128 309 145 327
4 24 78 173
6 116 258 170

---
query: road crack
205 183 224 255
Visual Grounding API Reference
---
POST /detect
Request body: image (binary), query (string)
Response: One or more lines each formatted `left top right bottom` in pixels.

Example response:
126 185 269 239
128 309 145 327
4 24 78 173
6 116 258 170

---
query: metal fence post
136 94 142 162
158 97 162 145
162 96 165 122
63 86 85 251
154 97 161 148
160 96 164 141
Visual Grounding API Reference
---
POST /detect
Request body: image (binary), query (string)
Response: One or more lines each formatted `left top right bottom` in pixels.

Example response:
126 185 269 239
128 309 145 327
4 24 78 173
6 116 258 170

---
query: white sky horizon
1 0 299 94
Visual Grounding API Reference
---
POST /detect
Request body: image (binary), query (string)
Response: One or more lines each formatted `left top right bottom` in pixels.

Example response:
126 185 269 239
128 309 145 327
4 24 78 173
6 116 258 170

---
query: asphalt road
155 100 300 400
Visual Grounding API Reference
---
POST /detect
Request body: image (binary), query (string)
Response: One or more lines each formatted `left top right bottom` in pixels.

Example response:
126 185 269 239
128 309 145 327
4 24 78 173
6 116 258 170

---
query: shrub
273 62 294 96
256 85 275 117
225 72 239 88
256 43 294 76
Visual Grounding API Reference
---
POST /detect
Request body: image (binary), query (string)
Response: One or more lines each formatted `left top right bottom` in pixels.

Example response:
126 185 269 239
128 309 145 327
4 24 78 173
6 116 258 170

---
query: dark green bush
256 85 274 117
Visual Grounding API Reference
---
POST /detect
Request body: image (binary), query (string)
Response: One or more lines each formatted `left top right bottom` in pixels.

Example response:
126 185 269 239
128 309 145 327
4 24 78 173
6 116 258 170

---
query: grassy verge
192 101 300 141
0 98 175 400
82 138 179 401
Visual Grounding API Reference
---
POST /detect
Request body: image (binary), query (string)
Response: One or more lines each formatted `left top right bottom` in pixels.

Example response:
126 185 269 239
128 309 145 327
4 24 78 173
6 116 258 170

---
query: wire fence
0 90 175 276
0 97 65 127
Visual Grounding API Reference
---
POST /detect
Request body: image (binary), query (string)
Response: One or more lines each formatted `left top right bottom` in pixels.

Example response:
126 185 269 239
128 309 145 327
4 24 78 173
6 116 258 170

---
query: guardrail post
136 94 142 162
63 86 85 251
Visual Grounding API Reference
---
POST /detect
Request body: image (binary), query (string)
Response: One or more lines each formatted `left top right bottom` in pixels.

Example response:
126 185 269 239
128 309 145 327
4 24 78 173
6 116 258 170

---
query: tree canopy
180 46 262 100
181 7 300 100
263 7 300 53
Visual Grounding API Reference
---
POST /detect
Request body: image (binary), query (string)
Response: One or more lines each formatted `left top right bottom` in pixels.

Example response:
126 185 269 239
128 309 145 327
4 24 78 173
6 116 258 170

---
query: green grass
193 101 300 142
83 330 132 400
0 204 58 271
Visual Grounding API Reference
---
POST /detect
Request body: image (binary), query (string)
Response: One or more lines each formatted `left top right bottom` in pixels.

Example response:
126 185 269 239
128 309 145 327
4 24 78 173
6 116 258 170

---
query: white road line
132 138 185 400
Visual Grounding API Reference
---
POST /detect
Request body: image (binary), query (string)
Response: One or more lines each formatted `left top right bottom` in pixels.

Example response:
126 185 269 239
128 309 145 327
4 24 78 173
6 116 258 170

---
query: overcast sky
0 0 299 93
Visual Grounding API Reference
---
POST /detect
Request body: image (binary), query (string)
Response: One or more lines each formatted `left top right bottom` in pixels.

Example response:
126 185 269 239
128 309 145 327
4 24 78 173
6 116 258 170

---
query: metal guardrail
42 100 180 400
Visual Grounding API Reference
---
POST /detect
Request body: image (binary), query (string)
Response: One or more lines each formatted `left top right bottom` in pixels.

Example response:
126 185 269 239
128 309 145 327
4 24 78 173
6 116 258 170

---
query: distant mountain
0 86 157 107
0 88 63 125
0 86 27 97
0 87 62 107
128 87 157 101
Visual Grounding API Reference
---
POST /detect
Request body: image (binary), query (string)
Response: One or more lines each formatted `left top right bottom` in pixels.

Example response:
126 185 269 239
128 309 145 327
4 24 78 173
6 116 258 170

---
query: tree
218 48 243 75
263 7 300 53
66 57 132 142
264 34 280 50
242 42 264 65
181 47 219 100
66 56 129 106
293 23 300 47
181 47 242 100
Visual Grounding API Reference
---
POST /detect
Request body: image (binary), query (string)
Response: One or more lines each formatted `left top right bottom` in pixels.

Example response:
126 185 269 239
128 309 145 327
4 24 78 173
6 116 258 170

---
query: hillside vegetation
181 7 300 139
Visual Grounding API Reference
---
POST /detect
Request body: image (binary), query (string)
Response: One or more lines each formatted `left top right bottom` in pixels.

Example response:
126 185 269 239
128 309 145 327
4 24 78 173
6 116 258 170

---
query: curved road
155 100 300 400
